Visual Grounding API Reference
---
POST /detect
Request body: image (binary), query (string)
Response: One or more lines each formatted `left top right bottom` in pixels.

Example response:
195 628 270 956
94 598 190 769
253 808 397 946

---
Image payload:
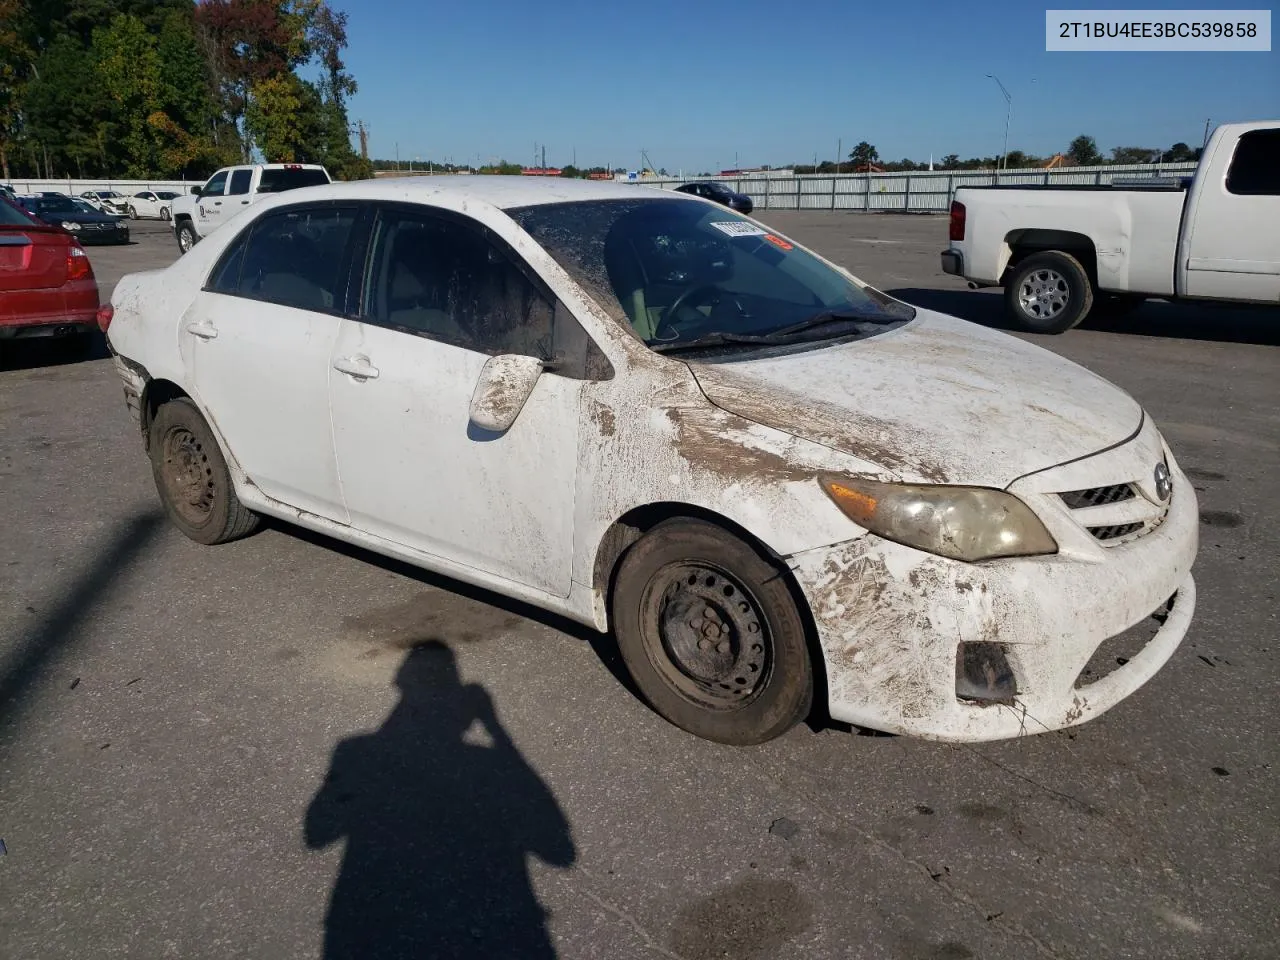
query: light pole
985 73 1012 170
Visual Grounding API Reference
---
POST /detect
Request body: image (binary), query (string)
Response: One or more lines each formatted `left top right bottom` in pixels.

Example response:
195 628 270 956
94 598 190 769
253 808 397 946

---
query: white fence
4 178 196 197
5 162 1202 213
630 163 1200 212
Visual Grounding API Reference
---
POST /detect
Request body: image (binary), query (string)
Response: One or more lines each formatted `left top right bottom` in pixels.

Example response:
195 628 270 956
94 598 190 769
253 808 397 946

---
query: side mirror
468 354 545 433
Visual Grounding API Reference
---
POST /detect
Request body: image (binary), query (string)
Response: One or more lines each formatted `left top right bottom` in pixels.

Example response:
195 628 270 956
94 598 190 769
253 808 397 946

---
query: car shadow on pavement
269 520 642 701
0 331 109 372
888 287 1280 346
305 639 575 960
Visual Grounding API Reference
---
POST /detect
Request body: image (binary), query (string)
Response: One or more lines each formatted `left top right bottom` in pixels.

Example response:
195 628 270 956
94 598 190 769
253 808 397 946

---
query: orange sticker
764 234 793 251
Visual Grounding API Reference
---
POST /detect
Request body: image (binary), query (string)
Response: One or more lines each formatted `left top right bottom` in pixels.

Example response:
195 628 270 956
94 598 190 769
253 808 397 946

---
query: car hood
685 309 1143 488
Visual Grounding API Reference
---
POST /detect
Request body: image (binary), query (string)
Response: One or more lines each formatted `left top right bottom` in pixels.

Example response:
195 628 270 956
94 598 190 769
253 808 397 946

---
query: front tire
1004 250 1093 334
176 221 198 254
611 519 813 745
160 207 171 222
149 398 259 545
127 205 138 219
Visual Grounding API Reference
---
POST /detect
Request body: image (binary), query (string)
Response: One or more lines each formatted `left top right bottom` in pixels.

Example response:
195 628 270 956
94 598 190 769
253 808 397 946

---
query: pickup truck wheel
611 519 813 745
176 221 198 254
1005 251 1093 334
149 398 259 545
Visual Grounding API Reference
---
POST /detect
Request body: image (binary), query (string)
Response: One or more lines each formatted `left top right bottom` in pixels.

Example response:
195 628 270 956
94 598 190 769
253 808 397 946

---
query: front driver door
195 170 229 233
182 202 359 522
328 204 583 597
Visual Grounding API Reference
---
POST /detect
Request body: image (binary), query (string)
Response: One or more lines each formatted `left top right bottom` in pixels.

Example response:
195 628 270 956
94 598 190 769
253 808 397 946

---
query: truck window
257 168 330 194
228 169 252 195
1225 130 1280 196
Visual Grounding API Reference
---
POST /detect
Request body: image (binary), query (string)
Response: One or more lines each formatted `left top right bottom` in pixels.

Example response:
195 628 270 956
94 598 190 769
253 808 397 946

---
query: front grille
1087 522 1145 541
1059 483 1135 509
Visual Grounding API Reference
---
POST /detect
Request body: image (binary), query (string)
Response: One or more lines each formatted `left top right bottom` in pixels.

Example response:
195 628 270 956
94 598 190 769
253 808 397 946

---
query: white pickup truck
170 162 331 254
941 121 1279 333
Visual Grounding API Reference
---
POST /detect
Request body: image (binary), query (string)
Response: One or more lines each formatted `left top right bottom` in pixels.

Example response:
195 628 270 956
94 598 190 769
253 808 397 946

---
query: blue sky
341 2 1278 171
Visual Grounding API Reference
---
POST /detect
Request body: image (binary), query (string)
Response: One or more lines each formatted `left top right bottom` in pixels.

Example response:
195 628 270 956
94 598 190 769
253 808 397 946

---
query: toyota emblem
1154 461 1172 502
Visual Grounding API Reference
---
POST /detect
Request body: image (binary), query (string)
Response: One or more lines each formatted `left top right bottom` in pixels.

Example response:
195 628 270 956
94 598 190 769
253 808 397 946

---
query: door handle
185 321 218 340
333 355 379 380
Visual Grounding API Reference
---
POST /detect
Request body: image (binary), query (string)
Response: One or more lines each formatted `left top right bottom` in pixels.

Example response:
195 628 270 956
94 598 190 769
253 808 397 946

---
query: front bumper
787 454 1198 742
940 249 963 276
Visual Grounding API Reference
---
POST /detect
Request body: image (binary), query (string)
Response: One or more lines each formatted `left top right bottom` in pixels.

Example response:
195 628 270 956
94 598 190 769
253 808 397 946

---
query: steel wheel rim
1018 268 1069 319
160 426 215 526
641 562 772 708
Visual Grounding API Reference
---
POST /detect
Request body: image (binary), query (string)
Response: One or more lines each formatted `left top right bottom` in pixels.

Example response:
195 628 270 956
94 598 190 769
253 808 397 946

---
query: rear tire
149 398 259 545
611 519 813 745
1004 250 1093 334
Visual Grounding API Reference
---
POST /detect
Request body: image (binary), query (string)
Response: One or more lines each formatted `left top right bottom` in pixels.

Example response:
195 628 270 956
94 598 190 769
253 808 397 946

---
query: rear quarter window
258 169 331 194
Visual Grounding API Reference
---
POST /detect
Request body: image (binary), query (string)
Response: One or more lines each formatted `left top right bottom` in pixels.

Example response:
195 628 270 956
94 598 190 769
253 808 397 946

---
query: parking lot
1 212 1277 959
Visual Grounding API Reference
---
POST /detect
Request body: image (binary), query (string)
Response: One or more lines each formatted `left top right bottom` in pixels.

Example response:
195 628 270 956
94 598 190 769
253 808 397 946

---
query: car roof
243 175 685 212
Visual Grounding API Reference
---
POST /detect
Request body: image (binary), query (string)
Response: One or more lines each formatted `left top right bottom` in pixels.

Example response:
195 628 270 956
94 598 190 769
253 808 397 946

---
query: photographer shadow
306 640 575 959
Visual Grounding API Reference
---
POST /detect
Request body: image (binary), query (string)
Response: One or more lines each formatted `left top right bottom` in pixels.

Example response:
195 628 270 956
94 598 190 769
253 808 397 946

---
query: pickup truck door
226 168 253 216
1182 127 1280 302
194 170 229 233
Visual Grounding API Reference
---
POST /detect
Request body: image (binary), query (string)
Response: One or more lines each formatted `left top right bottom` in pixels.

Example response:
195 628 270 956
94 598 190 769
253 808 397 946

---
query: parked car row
13 193 130 245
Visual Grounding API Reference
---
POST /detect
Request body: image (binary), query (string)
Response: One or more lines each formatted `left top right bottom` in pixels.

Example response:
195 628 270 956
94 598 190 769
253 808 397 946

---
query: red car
1 195 101 347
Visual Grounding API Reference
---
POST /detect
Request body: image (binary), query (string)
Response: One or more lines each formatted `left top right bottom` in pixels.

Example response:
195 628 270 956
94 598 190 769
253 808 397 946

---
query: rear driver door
181 203 359 521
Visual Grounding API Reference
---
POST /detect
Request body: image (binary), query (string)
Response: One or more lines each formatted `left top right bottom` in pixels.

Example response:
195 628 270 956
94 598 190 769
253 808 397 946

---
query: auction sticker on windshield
709 221 768 238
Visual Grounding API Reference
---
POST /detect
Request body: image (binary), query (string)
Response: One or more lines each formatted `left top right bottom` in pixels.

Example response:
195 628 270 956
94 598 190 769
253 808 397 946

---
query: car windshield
37 196 78 214
0 197 37 226
509 198 912 355
100 192 120 199
71 199 98 213
257 168 330 193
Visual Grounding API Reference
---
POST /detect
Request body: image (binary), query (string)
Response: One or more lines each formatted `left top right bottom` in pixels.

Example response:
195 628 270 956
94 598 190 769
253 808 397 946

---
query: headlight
60 221 81 231
821 477 1057 562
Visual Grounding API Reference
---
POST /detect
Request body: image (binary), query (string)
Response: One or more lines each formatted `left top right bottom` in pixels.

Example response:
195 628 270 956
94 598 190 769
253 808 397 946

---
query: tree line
0 0 372 182
783 136 1203 174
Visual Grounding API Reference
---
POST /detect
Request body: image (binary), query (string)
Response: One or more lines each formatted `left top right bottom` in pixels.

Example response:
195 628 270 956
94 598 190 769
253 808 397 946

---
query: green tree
1111 145 1160 164
93 14 164 176
940 153 960 169
1067 135 1102 167
848 141 878 167
25 36 112 176
1161 142 1197 162
0 0 32 178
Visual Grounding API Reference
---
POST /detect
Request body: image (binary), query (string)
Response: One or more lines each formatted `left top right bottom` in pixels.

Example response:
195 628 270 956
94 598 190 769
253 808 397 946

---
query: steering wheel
657 284 723 340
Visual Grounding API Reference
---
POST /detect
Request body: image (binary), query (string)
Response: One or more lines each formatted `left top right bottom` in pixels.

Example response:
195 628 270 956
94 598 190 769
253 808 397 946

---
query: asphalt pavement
1 213 1277 960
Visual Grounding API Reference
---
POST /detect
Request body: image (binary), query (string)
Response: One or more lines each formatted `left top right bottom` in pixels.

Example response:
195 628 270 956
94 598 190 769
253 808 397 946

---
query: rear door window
228 169 252 196
1226 129 1280 195
232 205 359 313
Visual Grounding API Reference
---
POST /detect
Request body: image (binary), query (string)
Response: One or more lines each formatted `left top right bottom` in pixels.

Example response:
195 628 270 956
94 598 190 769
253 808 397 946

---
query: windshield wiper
768 308 907 338
650 331 778 354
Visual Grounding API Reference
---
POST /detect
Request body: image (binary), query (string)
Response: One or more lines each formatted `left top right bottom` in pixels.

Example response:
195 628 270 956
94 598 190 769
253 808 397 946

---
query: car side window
202 171 228 197
1225 129 1280 196
228 169 252 196
361 208 553 359
231 205 358 312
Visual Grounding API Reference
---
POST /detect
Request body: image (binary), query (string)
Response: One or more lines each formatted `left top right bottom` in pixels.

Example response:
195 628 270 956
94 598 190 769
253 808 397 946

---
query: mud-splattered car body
105 177 1197 742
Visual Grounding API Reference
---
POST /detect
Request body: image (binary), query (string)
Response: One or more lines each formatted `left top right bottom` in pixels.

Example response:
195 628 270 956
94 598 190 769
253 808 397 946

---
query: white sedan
127 190 179 220
103 177 1198 745
79 190 130 215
